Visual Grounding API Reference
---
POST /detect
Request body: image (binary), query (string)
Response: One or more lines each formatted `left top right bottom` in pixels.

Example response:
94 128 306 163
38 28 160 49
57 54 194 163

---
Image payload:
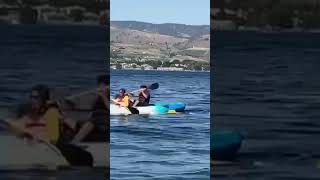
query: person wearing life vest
10 84 94 166
112 88 132 107
71 74 109 143
11 84 74 144
112 88 139 114
132 85 151 107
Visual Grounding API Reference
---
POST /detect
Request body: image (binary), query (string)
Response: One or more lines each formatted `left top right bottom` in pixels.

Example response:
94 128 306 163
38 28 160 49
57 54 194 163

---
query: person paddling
112 88 130 106
132 85 151 107
10 85 63 143
112 88 139 114
71 74 109 143
10 84 93 166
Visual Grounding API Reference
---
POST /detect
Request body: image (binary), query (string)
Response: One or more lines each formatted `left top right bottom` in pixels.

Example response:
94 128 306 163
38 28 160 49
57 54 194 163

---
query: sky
110 0 210 25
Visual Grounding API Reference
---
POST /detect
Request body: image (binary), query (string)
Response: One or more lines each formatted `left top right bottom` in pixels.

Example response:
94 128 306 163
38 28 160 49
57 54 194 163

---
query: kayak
211 131 243 160
154 102 186 112
0 135 108 170
110 102 186 115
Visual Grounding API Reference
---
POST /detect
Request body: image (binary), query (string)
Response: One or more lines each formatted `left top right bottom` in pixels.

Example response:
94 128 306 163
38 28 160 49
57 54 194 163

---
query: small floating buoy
168 110 176 114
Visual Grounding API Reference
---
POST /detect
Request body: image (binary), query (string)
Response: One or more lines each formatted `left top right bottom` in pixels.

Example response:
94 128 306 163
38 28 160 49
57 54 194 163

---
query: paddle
0 118 93 167
129 83 159 94
125 83 159 100
111 82 159 102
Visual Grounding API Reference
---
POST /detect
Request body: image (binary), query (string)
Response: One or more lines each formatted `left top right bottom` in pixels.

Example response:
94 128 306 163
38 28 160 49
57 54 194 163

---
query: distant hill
110 21 210 62
110 26 188 45
111 21 210 39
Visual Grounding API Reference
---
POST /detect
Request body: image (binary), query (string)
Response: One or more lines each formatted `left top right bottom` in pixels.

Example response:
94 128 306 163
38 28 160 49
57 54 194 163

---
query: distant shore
111 68 210 73
215 28 320 34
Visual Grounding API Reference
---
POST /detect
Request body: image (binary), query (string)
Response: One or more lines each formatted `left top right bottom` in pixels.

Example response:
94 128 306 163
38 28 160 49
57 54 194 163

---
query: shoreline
111 68 210 73
215 28 320 34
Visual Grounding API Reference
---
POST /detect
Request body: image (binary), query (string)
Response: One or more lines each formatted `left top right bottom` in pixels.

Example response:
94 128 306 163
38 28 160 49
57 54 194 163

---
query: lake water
0 24 210 180
0 25 108 179
212 31 320 179
3 25 320 180
110 70 210 179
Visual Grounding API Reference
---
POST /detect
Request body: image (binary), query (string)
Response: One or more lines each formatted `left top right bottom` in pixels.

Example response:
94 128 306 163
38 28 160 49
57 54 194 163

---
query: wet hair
119 88 126 93
97 74 109 85
31 84 50 101
140 85 147 88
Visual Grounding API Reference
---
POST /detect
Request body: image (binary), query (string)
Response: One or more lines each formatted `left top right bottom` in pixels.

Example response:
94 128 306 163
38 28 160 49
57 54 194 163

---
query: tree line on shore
214 0 320 29
112 59 210 71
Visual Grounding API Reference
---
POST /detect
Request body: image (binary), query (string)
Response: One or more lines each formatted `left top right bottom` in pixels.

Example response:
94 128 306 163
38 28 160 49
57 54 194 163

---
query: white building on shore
157 67 184 71
141 64 154 70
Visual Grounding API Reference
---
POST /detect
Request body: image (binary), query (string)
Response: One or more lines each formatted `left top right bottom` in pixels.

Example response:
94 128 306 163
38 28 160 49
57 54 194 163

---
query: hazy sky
110 0 210 25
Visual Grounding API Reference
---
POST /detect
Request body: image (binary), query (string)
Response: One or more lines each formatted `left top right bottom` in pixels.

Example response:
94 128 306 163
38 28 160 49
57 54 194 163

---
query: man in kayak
132 85 151 107
71 74 109 143
9 84 93 166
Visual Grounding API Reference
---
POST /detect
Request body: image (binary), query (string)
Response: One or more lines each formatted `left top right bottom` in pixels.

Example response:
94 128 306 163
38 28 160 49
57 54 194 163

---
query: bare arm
111 98 126 106
8 117 45 141
71 121 94 143
111 98 120 105
63 117 77 130
141 91 150 99
9 117 30 136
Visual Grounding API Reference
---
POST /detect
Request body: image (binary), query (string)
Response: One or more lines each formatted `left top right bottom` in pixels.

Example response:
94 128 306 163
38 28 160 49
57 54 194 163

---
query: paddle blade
148 83 159 90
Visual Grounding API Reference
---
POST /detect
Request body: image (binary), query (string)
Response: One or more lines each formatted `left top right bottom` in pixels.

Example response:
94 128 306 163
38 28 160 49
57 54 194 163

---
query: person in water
132 85 150 107
71 74 109 143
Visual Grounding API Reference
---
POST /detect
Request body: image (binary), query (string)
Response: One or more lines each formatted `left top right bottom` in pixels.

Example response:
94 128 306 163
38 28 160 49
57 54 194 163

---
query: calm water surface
213 31 320 179
110 70 210 179
0 25 107 180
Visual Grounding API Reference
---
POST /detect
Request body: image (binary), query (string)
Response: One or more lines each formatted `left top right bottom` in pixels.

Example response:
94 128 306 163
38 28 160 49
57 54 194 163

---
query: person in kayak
112 88 139 114
9 84 93 166
10 84 64 143
71 74 109 143
112 88 132 107
132 85 151 107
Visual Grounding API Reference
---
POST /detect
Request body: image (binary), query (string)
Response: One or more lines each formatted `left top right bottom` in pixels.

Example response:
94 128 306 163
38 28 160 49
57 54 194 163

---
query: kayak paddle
129 83 159 94
148 83 159 90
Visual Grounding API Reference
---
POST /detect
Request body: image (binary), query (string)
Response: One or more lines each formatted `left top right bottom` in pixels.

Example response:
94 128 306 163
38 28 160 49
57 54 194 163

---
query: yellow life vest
123 95 130 107
43 106 63 144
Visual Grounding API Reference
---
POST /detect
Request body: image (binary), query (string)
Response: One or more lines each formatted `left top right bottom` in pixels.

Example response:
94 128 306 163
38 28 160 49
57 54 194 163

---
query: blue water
0 25 107 179
0 25 108 109
110 70 210 179
212 31 320 179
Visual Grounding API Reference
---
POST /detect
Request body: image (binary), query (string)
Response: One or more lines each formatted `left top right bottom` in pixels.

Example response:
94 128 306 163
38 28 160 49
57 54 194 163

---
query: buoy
168 110 176 114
